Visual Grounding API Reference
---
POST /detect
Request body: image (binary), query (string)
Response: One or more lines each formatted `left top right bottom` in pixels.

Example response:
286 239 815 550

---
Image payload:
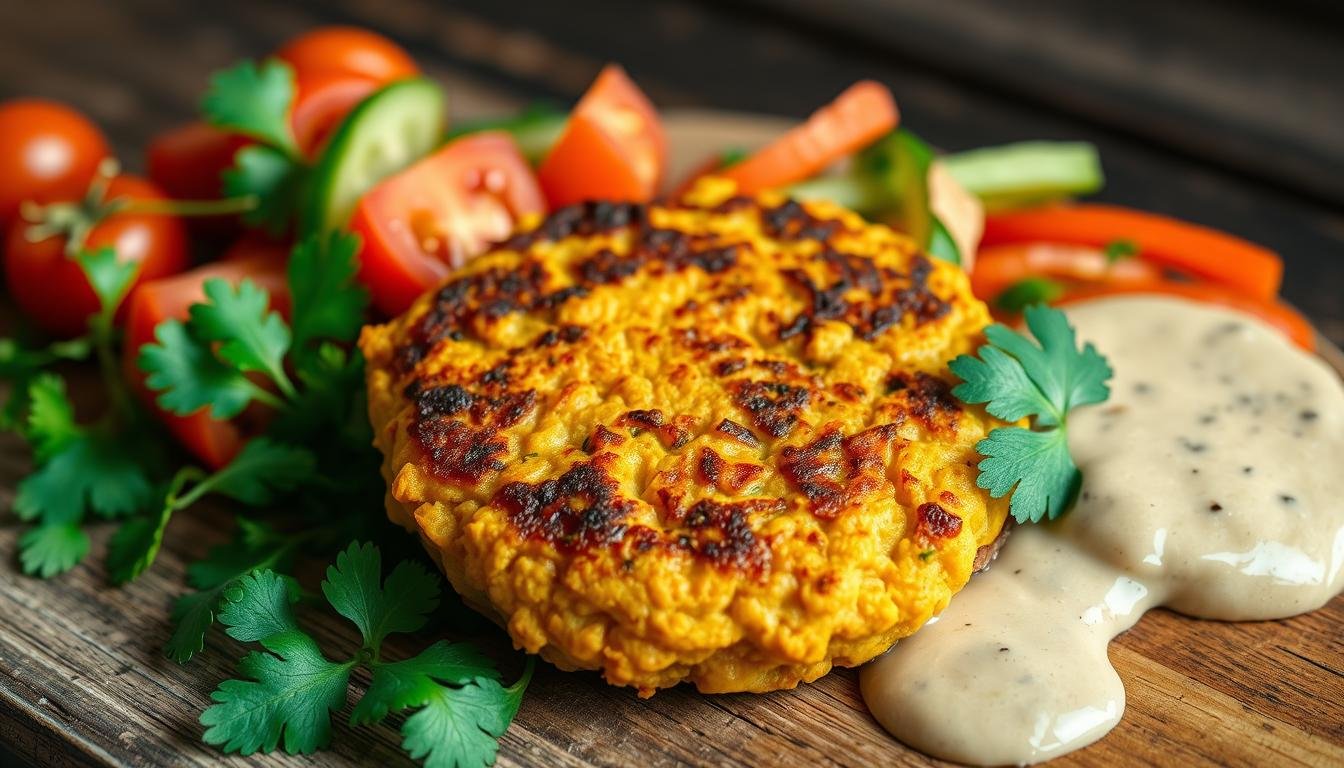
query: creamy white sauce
861 296 1344 765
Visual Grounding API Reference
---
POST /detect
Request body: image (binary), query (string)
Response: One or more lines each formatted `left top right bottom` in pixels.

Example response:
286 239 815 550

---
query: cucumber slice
304 78 446 235
941 141 1103 211
445 103 567 165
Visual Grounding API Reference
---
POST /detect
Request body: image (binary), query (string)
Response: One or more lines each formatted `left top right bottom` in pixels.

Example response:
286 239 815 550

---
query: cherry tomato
145 121 250 201
291 71 380 159
123 255 291 468
0 99 111 229
275 26 419 83
537 65 666 207
220 231 291 263
5 175 189 338
350 132 545 316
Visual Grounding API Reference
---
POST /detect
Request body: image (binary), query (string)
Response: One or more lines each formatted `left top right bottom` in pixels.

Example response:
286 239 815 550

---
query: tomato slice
351 131 545 316
537 64 665 207
123 256 291 468
145 122 250 202
971 243 1162 303
291 71 380 160
1058 280 1315 352
722 80 899 195
981 204 1283 301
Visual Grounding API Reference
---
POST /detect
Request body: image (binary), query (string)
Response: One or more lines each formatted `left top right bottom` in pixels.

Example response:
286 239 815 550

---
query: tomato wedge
971 243 1162 303
722 80 898 195
981 204 1283 300
351 131 546 316
1058 280 1315 352
538 64 665 207
291 71 380 160
123 257 291 468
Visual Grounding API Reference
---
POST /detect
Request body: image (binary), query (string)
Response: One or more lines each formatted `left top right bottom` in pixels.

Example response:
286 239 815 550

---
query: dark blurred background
0 0 1340 341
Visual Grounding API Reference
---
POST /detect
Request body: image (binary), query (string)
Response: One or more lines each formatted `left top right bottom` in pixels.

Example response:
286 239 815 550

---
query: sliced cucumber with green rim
304 78 446 235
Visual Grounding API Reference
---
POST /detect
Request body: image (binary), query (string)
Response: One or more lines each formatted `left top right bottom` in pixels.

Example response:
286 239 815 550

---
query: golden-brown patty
361 180 1010 695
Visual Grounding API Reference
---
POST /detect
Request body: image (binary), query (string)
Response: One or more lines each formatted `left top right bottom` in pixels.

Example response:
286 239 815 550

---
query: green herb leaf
950 305 1111 523
224 144 306 234
993 277 1064 315
75 246 138 313
202 59 298 154
166 521 294 663
321 541 440 649
18 522 90 578
189 278 293 396
350 641 499 725
204 438 316 505
217 570 303 643
400 671 530 768
288 231 368 354
973 427 1080 523
1103 239 1138 264
200 632 354 755
15 430 156 524
24 373 78 462
139 319 265 419
106 503 172 585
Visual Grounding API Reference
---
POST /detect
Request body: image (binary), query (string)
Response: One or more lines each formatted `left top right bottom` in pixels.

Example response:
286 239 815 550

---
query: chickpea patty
361 180 1010 695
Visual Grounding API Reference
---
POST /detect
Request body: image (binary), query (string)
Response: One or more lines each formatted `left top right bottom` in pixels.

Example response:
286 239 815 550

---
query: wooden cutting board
1 112 1342 768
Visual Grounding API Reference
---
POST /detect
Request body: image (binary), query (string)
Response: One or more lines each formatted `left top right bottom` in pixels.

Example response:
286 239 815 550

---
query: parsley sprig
950 304 1112 523
202 542 532 765
202 58 306 233
9 247 165 576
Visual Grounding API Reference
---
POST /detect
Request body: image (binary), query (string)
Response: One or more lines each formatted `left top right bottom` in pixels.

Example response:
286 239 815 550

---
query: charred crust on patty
715 418 761 447
731 380 811 438
779 424 900 519
917 502 963 540
498 459 636 551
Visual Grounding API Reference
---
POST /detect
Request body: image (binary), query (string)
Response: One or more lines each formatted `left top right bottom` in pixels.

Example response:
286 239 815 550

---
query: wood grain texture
1 1 1343 767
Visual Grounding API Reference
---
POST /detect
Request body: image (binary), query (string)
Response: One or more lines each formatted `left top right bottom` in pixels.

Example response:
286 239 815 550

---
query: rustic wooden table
1 1 1342 767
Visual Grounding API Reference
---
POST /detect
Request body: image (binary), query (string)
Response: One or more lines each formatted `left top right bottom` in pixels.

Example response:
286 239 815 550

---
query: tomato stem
112 194 259 218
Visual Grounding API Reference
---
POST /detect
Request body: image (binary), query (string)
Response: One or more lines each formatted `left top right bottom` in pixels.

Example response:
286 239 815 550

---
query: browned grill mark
760 200 845 242
716 418 761 447
497 459 636 552
671 498 781 576
885 372 962 429
778 424 900 519
412 419 507 484
589 424 626 452
780 252 950 342
732 380 811 439
918 502 963 539
535 324 586 348
618 409 693 450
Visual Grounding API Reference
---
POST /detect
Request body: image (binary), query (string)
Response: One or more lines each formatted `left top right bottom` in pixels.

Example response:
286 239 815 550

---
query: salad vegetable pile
0 23 1313 767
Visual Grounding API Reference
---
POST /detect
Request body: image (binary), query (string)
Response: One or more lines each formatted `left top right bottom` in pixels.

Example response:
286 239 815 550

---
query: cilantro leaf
218 570 303 643
166 521 295 663
200 631 354 755
401 676 524 768
203 438 316 505
106 502 172 585
950 305 1111 524
321 541 440 649
15 429 156 524
189 279 294 397
25 374 78 462
350 641 498 726
18 523 90 578
224 144 306 235
288 231 368 354
139 319 269 419
201 59 298 154
75 246 138 313
950 343 1054 423
973 427 1081 523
